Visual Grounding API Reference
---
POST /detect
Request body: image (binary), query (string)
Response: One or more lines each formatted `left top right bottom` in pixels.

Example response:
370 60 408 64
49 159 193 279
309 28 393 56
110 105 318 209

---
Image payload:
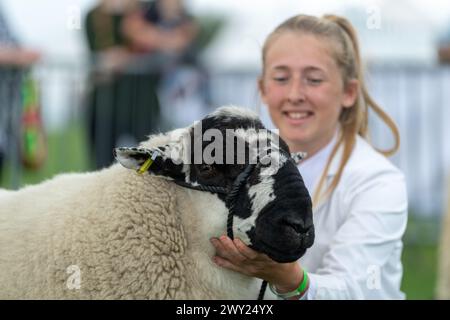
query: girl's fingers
210 236 246 264
212 256 242 273
210 237 226 254
210 237 280 280
233 238 259 260
218 235 247 263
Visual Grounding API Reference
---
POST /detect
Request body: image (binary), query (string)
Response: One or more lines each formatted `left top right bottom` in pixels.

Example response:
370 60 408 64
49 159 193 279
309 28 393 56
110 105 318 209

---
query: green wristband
269 269 309 299
297 269 309 293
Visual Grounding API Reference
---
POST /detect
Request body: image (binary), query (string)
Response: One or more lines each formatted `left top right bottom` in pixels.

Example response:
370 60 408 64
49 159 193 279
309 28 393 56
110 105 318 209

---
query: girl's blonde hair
261 14 400 206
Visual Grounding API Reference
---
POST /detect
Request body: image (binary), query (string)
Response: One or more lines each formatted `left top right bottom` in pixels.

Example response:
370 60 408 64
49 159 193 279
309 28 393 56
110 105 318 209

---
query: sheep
0 106 314 299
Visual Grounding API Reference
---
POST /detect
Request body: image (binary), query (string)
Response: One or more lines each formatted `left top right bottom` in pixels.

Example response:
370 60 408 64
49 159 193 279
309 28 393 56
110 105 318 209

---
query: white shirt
298 132 338 194
297 135 408 300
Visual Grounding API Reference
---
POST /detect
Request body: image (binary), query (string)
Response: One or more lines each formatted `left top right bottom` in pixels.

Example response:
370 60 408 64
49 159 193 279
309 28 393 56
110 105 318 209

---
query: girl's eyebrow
303 66 326 73
271 65 289 71
270 65 325 73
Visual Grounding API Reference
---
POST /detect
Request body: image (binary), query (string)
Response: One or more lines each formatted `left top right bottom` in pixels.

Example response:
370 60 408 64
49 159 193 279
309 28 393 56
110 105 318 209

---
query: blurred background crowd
1 0 450 299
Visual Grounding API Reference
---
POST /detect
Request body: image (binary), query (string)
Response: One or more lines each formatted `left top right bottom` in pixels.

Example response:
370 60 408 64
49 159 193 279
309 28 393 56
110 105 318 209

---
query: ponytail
323 14 400 156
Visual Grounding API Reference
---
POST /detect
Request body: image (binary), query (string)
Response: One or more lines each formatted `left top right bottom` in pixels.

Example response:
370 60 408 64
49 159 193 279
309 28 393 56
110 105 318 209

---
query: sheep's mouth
250 239 307 263
249 220 314 263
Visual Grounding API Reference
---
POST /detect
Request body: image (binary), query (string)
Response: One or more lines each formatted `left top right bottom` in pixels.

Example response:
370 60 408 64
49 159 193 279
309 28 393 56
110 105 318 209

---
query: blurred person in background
84 0 141 169
438 45 450 63
85 0 199 169
0 3 40 182
123 0 198 57
210 14 408 300
438 26 450 64
122 0 207 129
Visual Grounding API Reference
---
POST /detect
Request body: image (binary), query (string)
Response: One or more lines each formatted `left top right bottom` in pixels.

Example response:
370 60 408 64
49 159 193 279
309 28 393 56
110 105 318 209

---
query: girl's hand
210 235 304 292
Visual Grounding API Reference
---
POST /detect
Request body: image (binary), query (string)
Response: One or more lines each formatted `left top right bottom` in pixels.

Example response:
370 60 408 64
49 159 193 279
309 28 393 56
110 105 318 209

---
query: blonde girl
210 14 407 300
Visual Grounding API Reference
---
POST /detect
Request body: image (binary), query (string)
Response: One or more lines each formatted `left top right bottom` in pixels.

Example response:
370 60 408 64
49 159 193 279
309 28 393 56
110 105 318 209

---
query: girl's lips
283 111 314 125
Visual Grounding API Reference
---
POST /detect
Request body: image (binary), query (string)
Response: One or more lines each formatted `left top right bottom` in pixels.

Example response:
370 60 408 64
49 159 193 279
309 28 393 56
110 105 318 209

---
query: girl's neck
288 128 340 160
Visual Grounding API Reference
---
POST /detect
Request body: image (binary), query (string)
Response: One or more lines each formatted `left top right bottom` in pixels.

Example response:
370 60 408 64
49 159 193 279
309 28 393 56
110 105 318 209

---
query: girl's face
260 32 358 156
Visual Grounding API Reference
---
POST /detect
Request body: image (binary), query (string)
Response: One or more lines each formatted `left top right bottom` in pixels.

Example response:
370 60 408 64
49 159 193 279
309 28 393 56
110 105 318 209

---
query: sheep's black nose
282 216 310 234
300 225 314 249
281 216 314 249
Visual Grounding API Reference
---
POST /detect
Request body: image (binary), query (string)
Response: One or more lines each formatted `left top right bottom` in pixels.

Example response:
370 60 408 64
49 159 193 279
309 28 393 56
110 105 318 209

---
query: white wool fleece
0 164 273 299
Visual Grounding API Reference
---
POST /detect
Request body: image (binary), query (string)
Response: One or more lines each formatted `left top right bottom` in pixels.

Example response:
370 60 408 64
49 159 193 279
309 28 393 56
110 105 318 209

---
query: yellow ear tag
137 151 159 174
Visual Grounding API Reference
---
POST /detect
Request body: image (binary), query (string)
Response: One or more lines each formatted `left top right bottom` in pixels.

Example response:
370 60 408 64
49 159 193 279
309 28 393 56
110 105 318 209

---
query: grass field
402 244 438 299
0 121 91 187
0 123 442 299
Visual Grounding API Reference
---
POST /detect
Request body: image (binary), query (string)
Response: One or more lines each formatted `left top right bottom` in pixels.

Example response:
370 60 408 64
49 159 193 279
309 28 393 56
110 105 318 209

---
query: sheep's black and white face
115 106 314 263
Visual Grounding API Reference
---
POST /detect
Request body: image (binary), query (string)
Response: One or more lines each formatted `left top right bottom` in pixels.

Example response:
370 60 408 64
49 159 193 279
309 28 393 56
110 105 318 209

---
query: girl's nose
287 78 306 104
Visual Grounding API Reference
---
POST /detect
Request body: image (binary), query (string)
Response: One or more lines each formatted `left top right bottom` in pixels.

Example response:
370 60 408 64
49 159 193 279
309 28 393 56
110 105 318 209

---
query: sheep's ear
114 146 187 180
115 128 192 179
291 151 307 164
114 147 157 172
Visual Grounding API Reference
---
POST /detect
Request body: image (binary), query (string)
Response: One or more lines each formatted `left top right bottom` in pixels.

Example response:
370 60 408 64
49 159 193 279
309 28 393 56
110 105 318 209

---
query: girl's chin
281 131 312 149
280 126 310 139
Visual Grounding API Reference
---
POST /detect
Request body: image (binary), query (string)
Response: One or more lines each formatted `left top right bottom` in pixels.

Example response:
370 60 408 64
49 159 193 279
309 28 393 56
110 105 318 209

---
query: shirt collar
300 129 341 176
297 129 340 194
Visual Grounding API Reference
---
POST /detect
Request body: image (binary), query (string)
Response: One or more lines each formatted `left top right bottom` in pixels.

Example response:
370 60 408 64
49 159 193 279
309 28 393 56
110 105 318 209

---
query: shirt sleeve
305 169 408 300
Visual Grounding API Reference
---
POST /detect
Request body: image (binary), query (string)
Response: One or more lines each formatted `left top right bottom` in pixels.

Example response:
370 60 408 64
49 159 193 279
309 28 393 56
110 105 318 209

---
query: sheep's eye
198 164 215 175
229 164 246 177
